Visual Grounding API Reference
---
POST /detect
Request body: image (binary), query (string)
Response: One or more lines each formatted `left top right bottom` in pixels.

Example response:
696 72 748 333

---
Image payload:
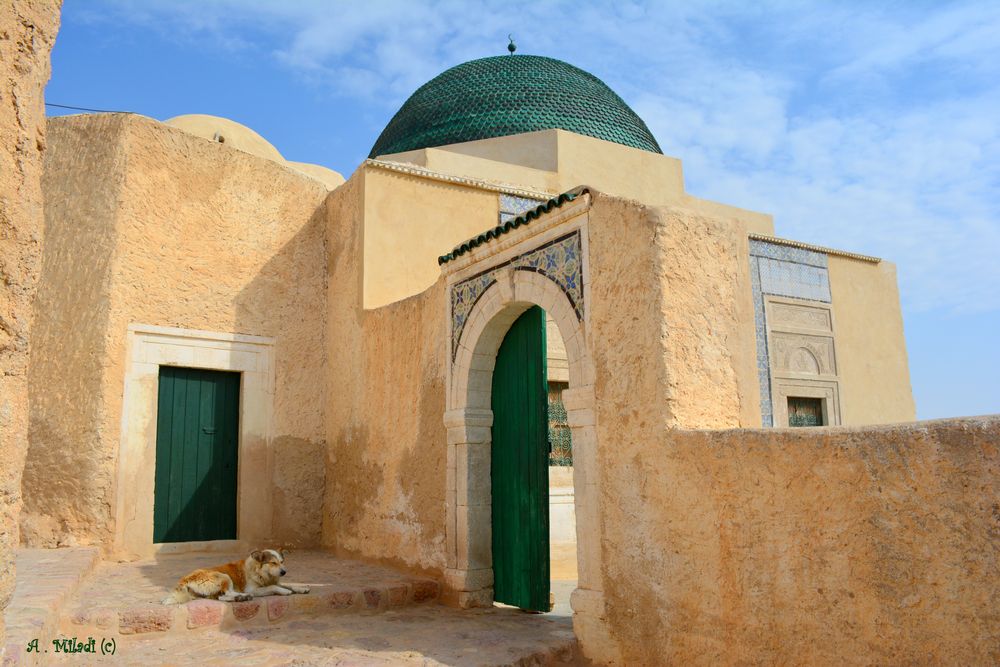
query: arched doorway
443 261 609 641
440 211 618 660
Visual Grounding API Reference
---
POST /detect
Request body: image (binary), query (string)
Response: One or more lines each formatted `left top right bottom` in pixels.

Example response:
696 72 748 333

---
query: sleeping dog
162 549 309 604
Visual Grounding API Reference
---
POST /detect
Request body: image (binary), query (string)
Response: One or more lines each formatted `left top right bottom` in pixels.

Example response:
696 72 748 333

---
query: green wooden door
153 366 240 543
491 305 550 611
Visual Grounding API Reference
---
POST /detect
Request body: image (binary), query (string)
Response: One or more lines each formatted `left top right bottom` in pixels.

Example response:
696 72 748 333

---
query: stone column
563 385 621 665
0 0 61 657
442 407 495 608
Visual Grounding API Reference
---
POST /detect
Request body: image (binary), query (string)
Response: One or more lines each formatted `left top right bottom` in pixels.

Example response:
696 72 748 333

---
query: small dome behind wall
164 114 344 189
286 161 346 190
165 114 285 161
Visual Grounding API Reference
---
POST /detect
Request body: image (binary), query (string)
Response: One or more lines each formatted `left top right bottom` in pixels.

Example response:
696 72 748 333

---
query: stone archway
442 265 607 646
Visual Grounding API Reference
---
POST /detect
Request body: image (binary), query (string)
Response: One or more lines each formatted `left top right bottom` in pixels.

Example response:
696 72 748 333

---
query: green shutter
491 305 550 611
153 366 239 543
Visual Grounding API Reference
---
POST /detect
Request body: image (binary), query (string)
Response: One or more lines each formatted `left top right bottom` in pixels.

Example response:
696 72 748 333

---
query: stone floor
3 548 585 666
65 550 441 637
2 547 101 665
117 604 578 666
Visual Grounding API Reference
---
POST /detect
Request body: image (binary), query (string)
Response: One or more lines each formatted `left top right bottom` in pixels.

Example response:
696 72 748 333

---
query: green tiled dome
369 55 662 158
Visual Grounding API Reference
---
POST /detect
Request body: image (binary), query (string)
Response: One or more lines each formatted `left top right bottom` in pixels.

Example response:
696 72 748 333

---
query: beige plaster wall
164 114 346 191
22 114 124 545
598 416 999 666
362 166 498 309
322 172 448 575
376 131 774 309
586 193 761 430
829 255 916 425
386 130 774 237
546 313 568 383
23 113 329 550
682 195 775 236
0 0 60 652
435 128 559 172
384 130 686 207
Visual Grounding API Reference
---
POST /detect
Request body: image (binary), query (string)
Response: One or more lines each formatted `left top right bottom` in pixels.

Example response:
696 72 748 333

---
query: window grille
547 399 572 466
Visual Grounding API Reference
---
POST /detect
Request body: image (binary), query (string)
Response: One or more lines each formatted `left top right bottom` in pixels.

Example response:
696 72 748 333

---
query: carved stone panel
769 301 832 333
764 295 842 426
771 332 837 376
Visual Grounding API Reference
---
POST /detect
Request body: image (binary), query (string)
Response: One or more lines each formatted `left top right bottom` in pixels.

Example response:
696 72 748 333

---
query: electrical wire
45 102 129 113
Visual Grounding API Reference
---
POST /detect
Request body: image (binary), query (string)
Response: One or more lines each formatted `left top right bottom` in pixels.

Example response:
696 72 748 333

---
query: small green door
491 305 550 611
153 366 240 543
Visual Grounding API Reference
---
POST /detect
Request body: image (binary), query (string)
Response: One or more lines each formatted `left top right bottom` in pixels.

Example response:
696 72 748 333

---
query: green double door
491 306 550 611
153 366 240 543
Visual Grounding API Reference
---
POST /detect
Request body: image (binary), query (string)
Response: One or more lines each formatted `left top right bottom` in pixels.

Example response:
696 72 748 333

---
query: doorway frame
114 324 275 558
441 197 611 650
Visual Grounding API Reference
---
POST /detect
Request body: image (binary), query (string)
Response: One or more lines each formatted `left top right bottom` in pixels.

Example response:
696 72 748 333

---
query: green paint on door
491 305 550 611
153 366 240 543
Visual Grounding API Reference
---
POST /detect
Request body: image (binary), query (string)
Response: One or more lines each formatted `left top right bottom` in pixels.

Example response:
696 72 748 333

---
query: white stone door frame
441 199 612 652
113 324 275 559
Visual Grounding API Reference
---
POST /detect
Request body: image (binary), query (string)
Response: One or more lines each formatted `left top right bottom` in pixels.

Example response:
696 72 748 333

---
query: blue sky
46 1 999 420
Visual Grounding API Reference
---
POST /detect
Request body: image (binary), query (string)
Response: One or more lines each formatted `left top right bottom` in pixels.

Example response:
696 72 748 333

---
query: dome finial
507 34 516 55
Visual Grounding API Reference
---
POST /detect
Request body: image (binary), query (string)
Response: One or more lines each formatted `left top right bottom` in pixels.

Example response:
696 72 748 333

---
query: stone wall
586 193 760 431
322 171 449 576
22 113 329 551
0 0 61 653
599 416 1000 665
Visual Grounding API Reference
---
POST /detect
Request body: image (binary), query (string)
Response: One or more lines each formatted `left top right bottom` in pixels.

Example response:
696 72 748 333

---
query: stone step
2 547 102 666
63 576 441 638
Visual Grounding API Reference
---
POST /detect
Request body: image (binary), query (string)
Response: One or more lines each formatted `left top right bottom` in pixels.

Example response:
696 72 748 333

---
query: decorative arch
443 261 606 642
450 265 589 410
788 346 821 375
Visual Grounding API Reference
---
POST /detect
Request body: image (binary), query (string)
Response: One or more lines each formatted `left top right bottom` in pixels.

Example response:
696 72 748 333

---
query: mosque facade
13 48 993 666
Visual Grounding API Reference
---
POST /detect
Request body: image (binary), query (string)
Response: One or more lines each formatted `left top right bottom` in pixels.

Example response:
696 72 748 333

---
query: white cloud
89 0 1000 313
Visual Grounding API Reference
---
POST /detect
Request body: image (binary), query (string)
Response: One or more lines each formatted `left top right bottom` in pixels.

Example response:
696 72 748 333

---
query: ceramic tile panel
451 231 583 360
499 194 546 223
749 239 827 267
757 257 831 302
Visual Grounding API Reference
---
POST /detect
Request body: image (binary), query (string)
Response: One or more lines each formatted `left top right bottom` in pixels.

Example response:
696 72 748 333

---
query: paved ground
71 550 434 611
2 547 101 664
3 548 585 666
118 605 578 666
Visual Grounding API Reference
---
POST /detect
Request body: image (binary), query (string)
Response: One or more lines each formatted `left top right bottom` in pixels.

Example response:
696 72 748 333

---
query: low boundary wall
598 416 999 665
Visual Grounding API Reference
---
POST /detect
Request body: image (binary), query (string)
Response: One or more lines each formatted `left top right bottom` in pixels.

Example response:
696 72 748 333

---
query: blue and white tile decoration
749 240 830 426
499 194 546 224
451 231 583 360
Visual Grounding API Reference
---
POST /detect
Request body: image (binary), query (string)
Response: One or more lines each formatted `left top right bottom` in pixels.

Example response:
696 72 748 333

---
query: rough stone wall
21 114 125 545
586 193 758 433
22 113 329 548
654 203 759 427
599 416 1000 666
0 0 60 653
322 172 448 576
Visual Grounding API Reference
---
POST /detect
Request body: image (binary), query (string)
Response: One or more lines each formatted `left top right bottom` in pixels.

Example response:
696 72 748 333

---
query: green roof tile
438 189 587 265
370 55 661 158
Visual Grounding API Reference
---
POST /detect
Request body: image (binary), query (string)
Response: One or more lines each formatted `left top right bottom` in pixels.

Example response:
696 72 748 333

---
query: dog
161 549 310 604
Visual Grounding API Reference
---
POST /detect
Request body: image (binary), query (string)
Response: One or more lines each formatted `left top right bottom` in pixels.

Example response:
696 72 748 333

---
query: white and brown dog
161 549 309 604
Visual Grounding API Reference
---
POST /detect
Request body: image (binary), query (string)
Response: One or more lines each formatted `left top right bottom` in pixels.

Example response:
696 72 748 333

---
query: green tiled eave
438 189 586 265
371 55 661 158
